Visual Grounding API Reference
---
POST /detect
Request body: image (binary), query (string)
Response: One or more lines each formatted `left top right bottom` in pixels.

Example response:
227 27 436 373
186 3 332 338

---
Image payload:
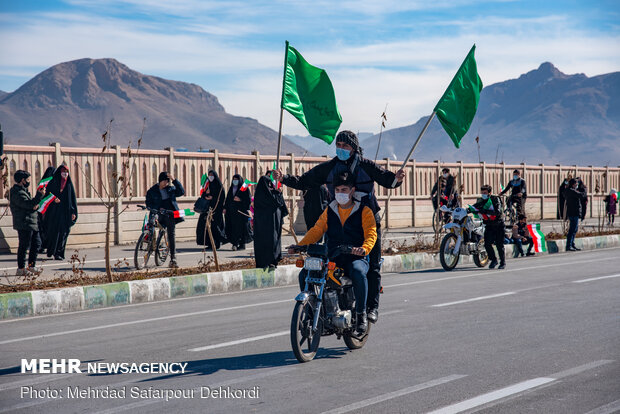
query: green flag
281 41 342 144
433 45 483 148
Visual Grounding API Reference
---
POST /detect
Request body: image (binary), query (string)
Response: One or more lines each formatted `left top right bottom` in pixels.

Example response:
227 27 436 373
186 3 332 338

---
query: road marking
0 299 291 345
583 399 620 414
572 274 620 284
431 292 516 307
188 330 289 352
427 360 615 414
380 309 403 316
321 374 467 414
427 377 555 414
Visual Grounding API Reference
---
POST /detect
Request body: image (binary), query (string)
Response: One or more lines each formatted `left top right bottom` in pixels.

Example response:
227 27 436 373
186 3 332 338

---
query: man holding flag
146 171 186 268
9 170 45 276
469 185 506 269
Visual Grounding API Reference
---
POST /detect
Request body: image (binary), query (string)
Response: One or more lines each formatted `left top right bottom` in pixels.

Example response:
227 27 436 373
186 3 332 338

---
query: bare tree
71 118 144 282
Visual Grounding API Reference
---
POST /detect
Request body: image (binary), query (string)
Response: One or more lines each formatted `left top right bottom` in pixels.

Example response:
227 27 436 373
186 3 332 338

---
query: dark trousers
17 230 41 269
298 257 368 314
48 231 69 258
484 223 505 264
514 237 533 255
510 195 526 215
160 215 177 259
567 216 579 248
367 214 382 311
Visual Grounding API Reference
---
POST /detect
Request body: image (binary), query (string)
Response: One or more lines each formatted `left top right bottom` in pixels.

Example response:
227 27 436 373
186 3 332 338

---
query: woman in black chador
224 174 252 251
44 165 78 260
253 172 289 269
196 170 226 249
37 166 56 253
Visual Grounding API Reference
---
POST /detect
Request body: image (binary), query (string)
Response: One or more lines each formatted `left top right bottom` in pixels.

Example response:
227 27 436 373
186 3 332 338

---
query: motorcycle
289 244 370 363
438 205 489 271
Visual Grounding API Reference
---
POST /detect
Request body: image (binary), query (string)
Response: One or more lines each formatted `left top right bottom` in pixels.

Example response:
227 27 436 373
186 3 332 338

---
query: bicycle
502 195 517 228
432 195 456 233
134 205 172 269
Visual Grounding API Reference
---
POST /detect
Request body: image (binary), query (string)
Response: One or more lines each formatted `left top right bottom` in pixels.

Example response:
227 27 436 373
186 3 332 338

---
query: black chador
253 174 289 269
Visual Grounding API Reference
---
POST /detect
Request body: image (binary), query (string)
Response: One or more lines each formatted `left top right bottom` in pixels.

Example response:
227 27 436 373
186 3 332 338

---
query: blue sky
0 0 619 136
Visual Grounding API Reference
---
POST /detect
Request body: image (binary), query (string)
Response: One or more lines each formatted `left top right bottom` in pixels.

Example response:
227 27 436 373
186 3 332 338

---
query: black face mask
24 180 30 188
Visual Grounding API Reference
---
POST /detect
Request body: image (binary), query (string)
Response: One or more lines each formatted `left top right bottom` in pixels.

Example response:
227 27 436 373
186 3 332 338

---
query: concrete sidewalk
0 220 572 279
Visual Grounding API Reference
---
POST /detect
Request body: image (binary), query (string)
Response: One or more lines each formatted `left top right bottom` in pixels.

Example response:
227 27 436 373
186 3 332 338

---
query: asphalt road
0 220 570 279
1 247 619 413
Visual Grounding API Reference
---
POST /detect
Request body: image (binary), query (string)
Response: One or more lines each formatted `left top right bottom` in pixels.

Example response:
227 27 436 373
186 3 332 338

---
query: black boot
367 308 379 324
489 259 498 269
355 312 367 335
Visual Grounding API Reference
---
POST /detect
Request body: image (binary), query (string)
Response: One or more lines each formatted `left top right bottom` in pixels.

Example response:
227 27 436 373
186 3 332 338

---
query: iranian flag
612 192 618 203
173 208 195 218
37 193 56 213
142 213 148 230
271 162 282 189
37 177 52 191
199 173 209 195
240 179 256 192
527 223 547 253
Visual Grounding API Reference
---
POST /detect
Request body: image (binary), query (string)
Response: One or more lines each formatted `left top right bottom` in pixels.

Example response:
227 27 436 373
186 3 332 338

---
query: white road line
428 378 555 414
380 309 404 316
321 374 467 414
188 330 289 352
0 299 291 345
583 399 620 414
385 255 619 290
431 292 516 307
427 360 615 414
572 274 620 284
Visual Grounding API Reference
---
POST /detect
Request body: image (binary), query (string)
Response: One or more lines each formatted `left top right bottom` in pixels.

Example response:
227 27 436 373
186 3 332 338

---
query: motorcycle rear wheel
473 239 489 267
439 233 460 271
291 299 321 363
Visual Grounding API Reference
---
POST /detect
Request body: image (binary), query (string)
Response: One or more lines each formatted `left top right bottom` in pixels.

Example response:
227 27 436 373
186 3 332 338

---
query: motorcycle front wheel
291 298 322 363
439 233 460 271
473 238 490 267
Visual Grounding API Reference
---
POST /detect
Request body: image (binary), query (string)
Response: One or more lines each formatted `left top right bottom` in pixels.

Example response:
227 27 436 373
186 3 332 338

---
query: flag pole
391 111 436 187
275 40 289 170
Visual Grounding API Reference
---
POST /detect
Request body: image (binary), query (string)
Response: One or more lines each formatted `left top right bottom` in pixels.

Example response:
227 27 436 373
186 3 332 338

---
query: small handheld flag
142 213 148 230
37 193 57 213
173 209 195 218
526 223 547 253
200 174 209 195
271 162 282 189
240 179 257 192
37 177 52 191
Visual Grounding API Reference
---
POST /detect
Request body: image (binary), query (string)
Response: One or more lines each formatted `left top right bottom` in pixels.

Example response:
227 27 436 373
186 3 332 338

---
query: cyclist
500 169 527 215
146 172 185 268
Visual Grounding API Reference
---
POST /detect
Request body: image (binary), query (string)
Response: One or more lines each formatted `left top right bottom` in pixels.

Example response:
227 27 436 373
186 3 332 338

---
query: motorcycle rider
500 169 527 215
469 184 506 269
275 130 404 325
288 172 377 336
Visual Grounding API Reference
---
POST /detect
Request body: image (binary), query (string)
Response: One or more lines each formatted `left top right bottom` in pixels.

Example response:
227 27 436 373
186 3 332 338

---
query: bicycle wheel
134 231 153 270
432 209 441 233
155 229 169 266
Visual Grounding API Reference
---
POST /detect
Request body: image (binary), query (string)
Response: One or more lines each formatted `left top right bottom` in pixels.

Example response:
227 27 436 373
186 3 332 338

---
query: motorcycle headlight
304 257 324 271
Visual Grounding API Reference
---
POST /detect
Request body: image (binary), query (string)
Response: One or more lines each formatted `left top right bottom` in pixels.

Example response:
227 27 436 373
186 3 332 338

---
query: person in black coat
38 166 56 253
253 172 289 269
564 178 587 251
557 177 570 219
145 171 185 267
196 170 226 249
224 174 252 251
302 184 330 231
576 177 588 220
44 165 78 260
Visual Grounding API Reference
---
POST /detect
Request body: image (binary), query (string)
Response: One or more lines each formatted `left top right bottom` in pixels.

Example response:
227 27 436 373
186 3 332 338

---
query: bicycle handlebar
137 205 174 215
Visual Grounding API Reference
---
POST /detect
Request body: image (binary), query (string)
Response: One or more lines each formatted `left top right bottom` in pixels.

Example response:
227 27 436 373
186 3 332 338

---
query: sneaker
489 260 498 269
169 259 178 268
16 268 31 276
54 255 64 261
27 265 43 274
566 246 576 252
367 308 379 324
572 246 582 251
231 245 237 251
526 252 535 256
498 262 506 269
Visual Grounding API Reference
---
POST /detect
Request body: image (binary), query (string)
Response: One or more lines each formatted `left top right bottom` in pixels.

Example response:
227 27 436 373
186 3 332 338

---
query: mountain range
362 63 620 165
0 58 303 154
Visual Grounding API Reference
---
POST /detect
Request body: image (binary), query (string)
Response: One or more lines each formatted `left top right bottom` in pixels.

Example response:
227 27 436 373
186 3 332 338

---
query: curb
1 234 618 320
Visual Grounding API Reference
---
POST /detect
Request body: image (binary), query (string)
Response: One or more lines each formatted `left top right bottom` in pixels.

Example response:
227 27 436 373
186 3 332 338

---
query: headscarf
59 165 69 192
336 130 362 155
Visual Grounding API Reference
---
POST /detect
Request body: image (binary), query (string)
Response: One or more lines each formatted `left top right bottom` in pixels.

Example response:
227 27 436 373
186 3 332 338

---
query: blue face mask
336 148 351 161
481 194 489 200
232 179 239 186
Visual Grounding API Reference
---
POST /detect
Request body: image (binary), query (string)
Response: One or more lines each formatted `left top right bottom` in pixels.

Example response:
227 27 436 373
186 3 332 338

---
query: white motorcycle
438 205 489 271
